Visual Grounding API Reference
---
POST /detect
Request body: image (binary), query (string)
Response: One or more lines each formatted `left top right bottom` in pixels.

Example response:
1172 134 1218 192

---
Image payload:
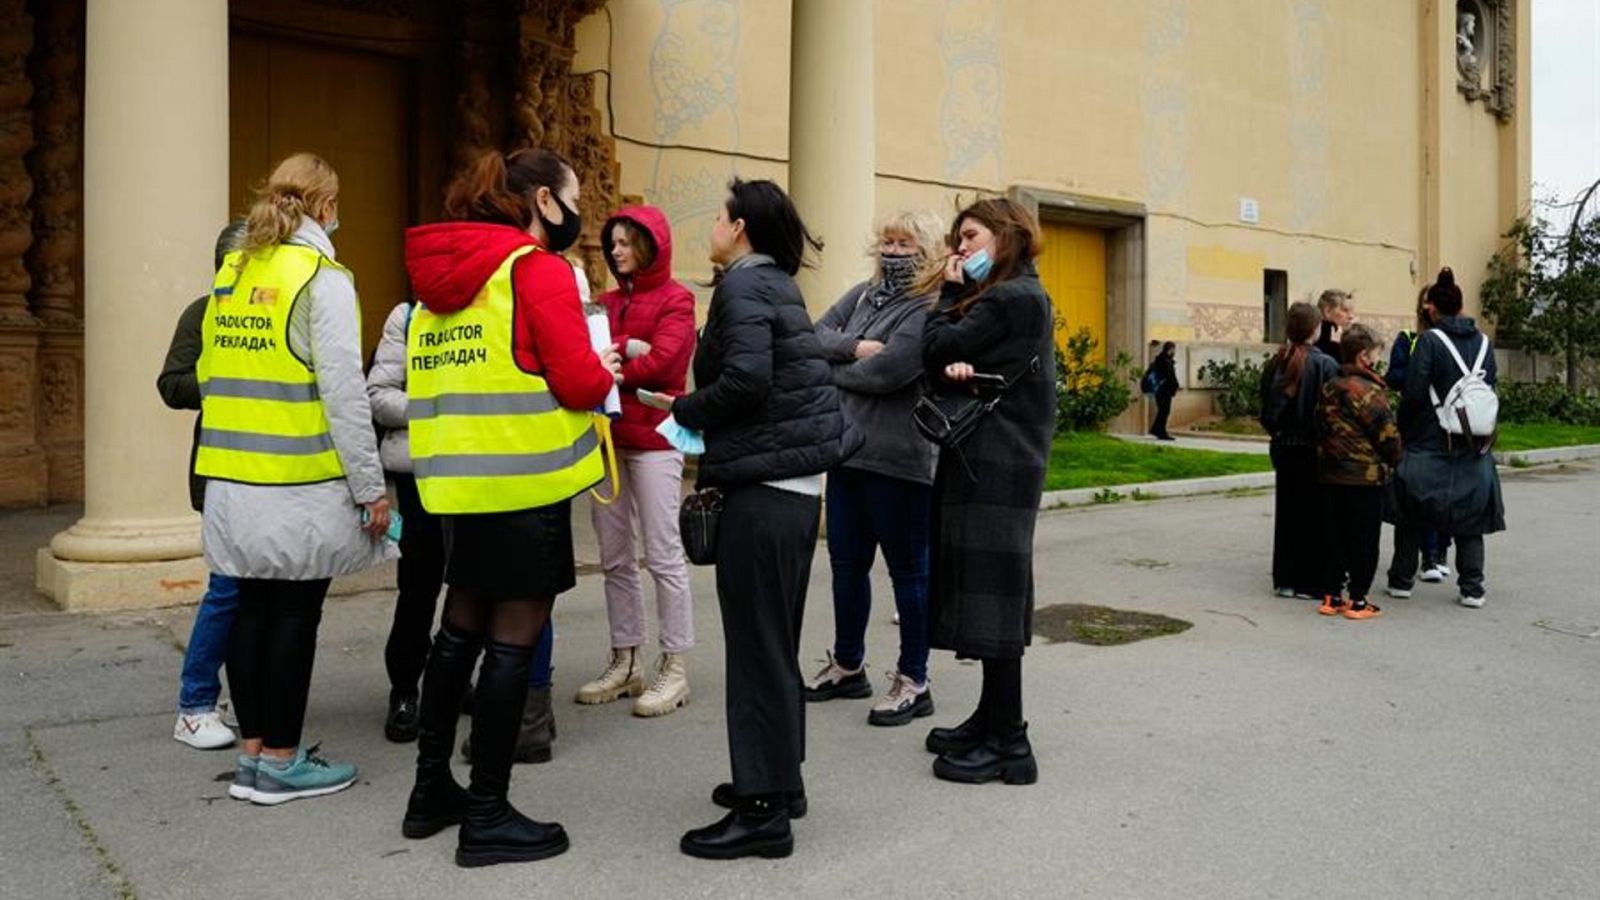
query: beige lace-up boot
575 647 643 705
632 653 690 717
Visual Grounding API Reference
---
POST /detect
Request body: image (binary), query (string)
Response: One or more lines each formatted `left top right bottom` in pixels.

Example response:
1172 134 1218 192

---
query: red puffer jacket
404 222 615 412
599 205 697 451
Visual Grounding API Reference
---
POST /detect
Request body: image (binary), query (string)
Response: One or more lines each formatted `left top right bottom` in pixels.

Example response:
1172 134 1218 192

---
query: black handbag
912 357 1039 479
678 488 724 566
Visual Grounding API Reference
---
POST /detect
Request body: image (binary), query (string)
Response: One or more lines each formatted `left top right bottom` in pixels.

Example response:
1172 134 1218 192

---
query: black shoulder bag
912 356 1040 480
678 487 724 566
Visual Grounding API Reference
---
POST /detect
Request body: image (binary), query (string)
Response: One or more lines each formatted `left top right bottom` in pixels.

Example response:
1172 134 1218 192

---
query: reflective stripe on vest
195 245 354 485
406 245 602 514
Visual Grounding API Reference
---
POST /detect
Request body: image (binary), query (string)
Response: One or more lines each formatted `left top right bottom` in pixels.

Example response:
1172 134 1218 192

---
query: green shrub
1197 354 1271 420
1054 326 1138 433
1498 379 1600 425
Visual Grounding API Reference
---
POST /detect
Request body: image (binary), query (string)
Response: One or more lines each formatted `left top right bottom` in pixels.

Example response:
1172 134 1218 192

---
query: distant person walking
1144 340 1180 441
200 153 389 805
1259 301 1340 599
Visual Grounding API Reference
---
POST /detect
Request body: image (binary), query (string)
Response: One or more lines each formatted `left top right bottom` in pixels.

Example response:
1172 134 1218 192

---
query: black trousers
1269 442 1324 594
386 473 446 696
1390 527 1486 599
226 578 331 749
1150 392 1175 438
716 485 820 796
1324 484 1382 601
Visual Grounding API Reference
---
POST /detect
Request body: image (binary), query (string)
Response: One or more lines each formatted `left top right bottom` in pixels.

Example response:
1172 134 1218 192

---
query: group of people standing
160 145 1057 865
1261 273 1505 620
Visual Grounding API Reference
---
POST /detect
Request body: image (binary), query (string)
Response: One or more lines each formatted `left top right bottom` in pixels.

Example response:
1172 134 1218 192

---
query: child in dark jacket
1316 324 1403 619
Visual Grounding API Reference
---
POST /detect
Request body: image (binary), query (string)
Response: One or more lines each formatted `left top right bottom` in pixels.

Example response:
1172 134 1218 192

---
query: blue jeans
177 572 241 713
825 468 932 684
530 619 554 690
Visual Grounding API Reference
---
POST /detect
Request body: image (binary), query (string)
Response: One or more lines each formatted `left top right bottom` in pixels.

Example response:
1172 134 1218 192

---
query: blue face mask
962 248 993 282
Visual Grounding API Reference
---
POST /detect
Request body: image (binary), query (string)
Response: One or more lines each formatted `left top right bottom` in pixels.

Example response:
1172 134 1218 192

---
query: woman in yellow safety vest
398 148 621 868
198 152 391 805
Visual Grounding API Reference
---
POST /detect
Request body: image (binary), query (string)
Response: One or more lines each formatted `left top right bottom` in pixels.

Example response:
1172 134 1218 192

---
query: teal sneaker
250 744 357 806
228 754 258 801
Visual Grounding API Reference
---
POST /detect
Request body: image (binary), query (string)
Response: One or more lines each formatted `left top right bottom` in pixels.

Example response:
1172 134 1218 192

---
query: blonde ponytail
242 153 339 255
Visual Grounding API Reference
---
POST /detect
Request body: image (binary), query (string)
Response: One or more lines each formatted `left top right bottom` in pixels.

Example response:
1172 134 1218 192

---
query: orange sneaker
1317 595 1347 616
1342 602 1383 620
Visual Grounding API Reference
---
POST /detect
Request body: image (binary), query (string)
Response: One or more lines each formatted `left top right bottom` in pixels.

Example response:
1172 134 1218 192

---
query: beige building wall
578 0 1528 381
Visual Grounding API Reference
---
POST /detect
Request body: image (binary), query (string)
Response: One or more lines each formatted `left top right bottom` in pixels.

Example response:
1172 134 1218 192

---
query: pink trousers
590 448 694 652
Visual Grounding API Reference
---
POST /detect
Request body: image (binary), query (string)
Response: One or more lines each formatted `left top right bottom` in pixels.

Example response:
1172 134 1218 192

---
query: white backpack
1428 330 1498 438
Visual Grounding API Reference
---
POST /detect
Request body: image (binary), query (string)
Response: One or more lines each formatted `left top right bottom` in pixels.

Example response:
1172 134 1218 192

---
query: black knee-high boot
403 624 480 839
455 638 569 867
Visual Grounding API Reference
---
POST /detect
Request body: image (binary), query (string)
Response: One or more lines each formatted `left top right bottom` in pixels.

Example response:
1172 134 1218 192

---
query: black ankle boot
681 796 793 860
456 639 569 867
385 690 419 743
925 709 986 756
932 722 1037 785
403 625 479 839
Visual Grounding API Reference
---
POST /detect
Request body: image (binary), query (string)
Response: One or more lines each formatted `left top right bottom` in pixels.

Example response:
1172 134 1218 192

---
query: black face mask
539 194 582 253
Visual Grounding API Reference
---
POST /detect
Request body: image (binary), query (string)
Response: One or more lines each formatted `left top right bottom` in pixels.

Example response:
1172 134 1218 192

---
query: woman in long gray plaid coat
920 198 1055 787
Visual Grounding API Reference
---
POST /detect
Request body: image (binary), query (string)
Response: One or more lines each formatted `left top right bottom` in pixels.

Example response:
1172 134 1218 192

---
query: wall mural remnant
939 0 1002 183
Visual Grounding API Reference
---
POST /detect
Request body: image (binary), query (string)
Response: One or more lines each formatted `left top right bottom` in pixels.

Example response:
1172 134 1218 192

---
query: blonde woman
806 210 945 726
199 153 390 804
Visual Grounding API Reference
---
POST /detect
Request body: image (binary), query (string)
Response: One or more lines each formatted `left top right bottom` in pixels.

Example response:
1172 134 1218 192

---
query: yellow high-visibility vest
195 244 354 485
406 246 602 514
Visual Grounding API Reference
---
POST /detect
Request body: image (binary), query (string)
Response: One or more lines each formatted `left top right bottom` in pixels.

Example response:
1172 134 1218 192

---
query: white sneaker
174 710 235 750
1384 585 1413 599
1434 564 1452 577
1458 592 1487 609
892 610 901 625
1419 566 1445 583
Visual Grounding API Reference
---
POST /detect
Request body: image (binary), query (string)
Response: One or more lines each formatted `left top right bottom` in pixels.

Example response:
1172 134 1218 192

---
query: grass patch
1495 423 1600 452
1046 431 1273 491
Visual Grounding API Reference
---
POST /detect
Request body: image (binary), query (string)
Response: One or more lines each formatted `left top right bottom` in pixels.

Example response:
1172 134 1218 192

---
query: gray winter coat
366 302 412 473
815 281 937 485
202 218 389 580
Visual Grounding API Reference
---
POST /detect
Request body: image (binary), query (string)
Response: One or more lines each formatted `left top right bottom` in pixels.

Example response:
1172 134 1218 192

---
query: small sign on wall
1238 198 1260 225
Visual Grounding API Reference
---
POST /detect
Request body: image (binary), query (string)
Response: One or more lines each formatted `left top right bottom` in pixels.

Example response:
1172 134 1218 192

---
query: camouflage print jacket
1317 364 1404 486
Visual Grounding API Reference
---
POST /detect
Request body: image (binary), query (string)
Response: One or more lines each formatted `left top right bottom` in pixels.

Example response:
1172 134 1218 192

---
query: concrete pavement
2 462 1597 899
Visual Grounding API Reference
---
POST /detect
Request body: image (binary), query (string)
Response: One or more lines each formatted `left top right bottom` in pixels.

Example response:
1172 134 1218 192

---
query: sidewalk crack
25 728 140 900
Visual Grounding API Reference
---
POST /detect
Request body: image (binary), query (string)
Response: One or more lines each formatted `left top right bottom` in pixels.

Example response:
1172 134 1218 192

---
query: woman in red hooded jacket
575 206 698 717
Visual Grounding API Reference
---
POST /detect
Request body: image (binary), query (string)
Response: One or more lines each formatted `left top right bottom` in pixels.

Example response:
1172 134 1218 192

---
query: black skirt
441 501 576 600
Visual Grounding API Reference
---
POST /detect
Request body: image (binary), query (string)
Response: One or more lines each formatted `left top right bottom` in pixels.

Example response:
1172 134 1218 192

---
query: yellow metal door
1037 221 1107 360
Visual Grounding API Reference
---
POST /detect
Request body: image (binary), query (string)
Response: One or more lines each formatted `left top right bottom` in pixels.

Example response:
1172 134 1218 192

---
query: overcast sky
1533 0 1600 220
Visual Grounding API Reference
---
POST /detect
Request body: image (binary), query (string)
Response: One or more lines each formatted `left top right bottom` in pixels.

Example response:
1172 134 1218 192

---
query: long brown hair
920 198 1042 314
444 148 574 228
1275 301 1321 397
242 153 338 255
